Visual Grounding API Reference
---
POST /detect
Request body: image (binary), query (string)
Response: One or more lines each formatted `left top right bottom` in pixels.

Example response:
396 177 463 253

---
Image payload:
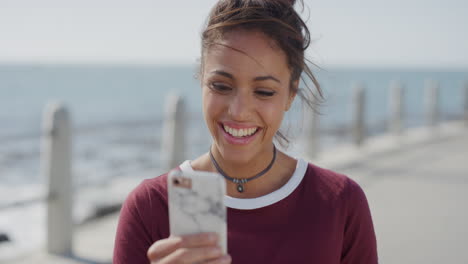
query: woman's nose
228 93 252 121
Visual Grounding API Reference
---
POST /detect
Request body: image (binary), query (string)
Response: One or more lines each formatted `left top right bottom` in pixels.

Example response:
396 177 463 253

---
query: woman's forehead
203 30 289 79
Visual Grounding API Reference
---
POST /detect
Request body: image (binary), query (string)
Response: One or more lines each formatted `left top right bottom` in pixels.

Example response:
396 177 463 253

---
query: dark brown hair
200 0 323 146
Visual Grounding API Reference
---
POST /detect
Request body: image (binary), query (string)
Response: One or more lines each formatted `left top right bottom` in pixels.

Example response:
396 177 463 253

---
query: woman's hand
147 232 231 264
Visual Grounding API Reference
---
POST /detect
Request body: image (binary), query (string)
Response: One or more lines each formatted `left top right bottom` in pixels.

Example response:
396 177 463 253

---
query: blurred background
0 0 467 263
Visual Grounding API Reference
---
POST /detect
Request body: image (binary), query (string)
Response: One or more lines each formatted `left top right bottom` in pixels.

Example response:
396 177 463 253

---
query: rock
94 203 122 218
0 233 10 243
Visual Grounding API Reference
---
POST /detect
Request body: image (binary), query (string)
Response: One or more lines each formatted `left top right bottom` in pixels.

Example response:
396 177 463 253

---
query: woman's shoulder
303 161 366 205
116 172 172 253
123 172 170 210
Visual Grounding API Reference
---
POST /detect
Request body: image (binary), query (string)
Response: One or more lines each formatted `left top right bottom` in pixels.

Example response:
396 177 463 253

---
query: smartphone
168 169 227 253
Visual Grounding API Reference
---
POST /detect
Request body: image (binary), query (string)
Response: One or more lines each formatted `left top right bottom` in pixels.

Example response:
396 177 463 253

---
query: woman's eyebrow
253 75 281 84
211 70 234 79
211 70 281 84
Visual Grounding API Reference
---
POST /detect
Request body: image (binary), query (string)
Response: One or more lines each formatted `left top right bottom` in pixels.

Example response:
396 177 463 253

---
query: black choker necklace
209 145 277 193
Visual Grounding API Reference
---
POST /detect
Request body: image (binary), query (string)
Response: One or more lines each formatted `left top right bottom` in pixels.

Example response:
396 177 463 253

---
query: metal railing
0 80 467 256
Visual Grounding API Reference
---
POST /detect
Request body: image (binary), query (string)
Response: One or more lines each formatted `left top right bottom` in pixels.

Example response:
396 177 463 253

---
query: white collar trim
178 158 308 210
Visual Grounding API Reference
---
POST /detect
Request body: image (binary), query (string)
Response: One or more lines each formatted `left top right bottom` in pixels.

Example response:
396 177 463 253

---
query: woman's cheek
203 94 224 131
263 102 285 128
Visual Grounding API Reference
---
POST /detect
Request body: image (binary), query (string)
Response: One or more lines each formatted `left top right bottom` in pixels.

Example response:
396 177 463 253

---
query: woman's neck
209 144 276 179
191 147 297 198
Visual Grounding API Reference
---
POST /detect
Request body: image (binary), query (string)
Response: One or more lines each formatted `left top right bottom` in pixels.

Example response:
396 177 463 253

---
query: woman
114 0 378 263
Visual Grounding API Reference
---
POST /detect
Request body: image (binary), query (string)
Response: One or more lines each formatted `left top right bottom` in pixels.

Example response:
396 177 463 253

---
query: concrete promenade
7 122 468 264
317 122 468 264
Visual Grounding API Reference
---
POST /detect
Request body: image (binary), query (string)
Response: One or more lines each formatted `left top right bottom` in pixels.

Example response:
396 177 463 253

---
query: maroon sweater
113 161 378 263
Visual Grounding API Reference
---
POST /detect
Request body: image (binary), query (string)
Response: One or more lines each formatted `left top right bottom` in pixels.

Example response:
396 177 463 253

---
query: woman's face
201 29 296 164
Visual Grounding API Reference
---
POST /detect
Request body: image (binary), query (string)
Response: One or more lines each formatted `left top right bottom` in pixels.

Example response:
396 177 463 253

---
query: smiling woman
113 0 378 263
201 29 296 168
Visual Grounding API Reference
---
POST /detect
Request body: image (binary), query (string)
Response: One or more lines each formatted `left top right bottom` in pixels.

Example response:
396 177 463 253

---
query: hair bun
283 0 299 8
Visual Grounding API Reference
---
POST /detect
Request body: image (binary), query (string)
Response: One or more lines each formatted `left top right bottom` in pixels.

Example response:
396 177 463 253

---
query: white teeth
239 129 245 137
223 125 257 137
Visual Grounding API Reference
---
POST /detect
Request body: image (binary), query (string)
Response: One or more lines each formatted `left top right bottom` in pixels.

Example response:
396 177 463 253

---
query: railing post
41 103 73 256
352 84 366 146
303 106 320 158
464 81 468 126
161 95 186 170
389 81 405 135
425 80 439 129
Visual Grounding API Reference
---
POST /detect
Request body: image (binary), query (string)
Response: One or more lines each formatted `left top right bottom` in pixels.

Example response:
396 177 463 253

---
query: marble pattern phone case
168 170 227 253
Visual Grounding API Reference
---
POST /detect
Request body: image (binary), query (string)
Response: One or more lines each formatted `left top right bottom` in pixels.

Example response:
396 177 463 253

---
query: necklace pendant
237 183 244 193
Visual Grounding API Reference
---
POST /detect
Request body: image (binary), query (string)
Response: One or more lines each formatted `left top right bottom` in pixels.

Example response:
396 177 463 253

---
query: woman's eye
255 90 276 97
210 83 232 93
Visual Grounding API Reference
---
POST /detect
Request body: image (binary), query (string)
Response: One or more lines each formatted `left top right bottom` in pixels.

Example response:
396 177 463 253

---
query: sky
0 0 467 68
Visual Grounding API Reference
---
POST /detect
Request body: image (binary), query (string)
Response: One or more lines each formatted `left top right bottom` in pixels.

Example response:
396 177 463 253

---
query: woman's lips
219 123 260 145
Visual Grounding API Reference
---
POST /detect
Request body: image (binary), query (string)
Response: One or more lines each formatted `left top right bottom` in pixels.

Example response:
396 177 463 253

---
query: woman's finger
147 236 183 260
204 254 232 264
179 232 219 248
147 233 219 261
158 246 223 264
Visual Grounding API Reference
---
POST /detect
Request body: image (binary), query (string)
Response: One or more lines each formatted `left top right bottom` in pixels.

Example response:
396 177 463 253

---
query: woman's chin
212 142 257 165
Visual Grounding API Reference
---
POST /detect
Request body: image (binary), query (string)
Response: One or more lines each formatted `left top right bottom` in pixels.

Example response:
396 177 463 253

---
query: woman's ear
285 80 298 111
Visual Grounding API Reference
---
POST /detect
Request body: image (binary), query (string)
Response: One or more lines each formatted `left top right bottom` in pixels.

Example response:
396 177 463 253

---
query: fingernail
210 247 222 256
208 233 218 242
221 254 232 263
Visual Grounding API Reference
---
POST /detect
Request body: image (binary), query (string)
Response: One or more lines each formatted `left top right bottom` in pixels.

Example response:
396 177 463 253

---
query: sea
0 63 467 259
